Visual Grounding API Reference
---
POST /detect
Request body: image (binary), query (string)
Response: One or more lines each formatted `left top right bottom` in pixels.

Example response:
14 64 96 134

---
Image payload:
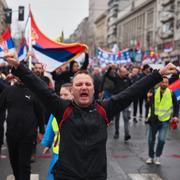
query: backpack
54 103 110 147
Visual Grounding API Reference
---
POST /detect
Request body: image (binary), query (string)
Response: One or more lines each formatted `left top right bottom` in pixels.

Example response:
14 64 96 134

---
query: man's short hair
162 76 169 82
61 83 72 88
72 70 94 83
142 64 150 71
34 62 44 67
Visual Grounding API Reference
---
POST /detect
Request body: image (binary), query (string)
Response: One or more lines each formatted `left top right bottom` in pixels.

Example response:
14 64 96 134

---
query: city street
1 0 180 179
1 115 180 180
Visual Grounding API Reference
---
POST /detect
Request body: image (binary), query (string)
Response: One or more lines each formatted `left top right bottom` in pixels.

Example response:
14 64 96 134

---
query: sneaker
124 135 131 141
133 118 138 123
146 157 153 164
139 115 143 120
113 133 119 139
154 157 161 165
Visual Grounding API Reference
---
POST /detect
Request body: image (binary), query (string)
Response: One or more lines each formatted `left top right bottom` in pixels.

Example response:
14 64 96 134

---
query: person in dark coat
132 64 151 122
0 77 45 180
104 66 132 140
33 62 52 88
92 67 102 100
4 53 177 180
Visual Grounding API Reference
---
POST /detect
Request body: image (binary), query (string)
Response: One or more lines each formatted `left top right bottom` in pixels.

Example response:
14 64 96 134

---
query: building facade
94 0 108 49
107 0 119 48
156 0 180 64
94 11 108 48
114 0 180 64
0 0 8 34
115 0 156 50
88 0 108 56
107 0 131 48
69 0 180 64
69 17 89 45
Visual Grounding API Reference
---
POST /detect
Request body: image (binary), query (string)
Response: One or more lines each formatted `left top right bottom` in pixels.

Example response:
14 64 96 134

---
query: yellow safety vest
154 87 173 122
52 117 60 154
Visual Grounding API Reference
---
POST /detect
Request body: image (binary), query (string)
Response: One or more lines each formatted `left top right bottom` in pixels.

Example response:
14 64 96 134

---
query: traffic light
18 6 24 21
4 8 12 24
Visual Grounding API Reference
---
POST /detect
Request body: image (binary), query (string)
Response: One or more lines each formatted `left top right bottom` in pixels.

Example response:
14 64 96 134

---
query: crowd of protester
0 52 179 180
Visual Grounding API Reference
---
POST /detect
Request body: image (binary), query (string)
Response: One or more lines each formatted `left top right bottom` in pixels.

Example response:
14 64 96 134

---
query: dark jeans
138 97 143 116
148 121 169 158
133 99 138 117
114 107 130 137
7 138 33 180
133 97 144 117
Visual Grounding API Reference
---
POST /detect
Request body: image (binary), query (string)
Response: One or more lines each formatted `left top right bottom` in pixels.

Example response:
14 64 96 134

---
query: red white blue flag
18 36 28 61
169 79 180 100
0 27 15 62
30 11 88 71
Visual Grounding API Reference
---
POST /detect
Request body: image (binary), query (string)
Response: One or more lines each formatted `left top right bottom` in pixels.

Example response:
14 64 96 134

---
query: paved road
106 118 180 180
1 116 180 180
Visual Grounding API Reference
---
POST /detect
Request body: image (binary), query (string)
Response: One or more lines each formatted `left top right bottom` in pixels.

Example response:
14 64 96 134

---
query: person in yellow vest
41 83 73 180
146 76 179 165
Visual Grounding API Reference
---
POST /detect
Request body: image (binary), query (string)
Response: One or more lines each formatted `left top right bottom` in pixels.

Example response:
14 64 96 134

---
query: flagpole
28 4 32 70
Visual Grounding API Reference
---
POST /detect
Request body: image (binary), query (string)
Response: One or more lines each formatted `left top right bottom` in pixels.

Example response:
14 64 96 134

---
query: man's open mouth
80 92 89 98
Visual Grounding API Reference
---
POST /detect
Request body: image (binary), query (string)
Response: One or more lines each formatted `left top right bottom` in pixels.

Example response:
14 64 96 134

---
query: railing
162 0 175 6
160 11 174 23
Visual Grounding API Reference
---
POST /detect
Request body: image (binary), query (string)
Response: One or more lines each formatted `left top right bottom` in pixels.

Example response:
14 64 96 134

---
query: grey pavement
0 115 180 180
107 116 180 180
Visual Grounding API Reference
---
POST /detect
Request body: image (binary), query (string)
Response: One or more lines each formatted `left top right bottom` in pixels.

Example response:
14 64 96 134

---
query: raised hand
3 52 20 68
159 63 178 76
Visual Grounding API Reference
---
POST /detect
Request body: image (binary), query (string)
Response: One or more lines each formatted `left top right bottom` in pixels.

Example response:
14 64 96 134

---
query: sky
6 0 89 39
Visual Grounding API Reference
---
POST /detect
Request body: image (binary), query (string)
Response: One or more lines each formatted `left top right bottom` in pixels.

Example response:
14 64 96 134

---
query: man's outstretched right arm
4 53 64 118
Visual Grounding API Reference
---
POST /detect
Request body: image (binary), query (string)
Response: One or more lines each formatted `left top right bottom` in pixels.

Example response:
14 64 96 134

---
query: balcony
107 36 116 45
112 1 119 8
107 9 118 19
108 0 118 7
160 11 174 23
159 30 174 39
108 18 117 26
107 27 116 37
162 0 175 6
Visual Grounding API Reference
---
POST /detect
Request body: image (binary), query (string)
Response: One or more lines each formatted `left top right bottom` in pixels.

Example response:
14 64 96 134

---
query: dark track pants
7 138 33 180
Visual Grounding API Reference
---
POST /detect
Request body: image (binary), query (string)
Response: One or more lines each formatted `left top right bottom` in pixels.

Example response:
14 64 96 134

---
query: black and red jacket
13 64 162 180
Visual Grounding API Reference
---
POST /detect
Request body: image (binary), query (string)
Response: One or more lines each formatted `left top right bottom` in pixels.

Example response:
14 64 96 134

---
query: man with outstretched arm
4 53 178 180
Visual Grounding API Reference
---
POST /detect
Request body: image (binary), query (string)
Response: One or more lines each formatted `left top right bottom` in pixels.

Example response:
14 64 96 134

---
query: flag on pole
29 10 88 72
0 27 15 62
169 79 180 100
18 35 28 61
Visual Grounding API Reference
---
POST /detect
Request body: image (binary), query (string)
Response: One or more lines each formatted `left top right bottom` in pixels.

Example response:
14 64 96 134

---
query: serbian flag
0 27 15 62
18 36 28 61
169 79 180 100
30 11 88 72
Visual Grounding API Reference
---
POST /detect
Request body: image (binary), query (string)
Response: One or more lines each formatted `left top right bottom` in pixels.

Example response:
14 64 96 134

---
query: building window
176 19 180 29
162 21 174 33
178 1 180 7
147 10 154 27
